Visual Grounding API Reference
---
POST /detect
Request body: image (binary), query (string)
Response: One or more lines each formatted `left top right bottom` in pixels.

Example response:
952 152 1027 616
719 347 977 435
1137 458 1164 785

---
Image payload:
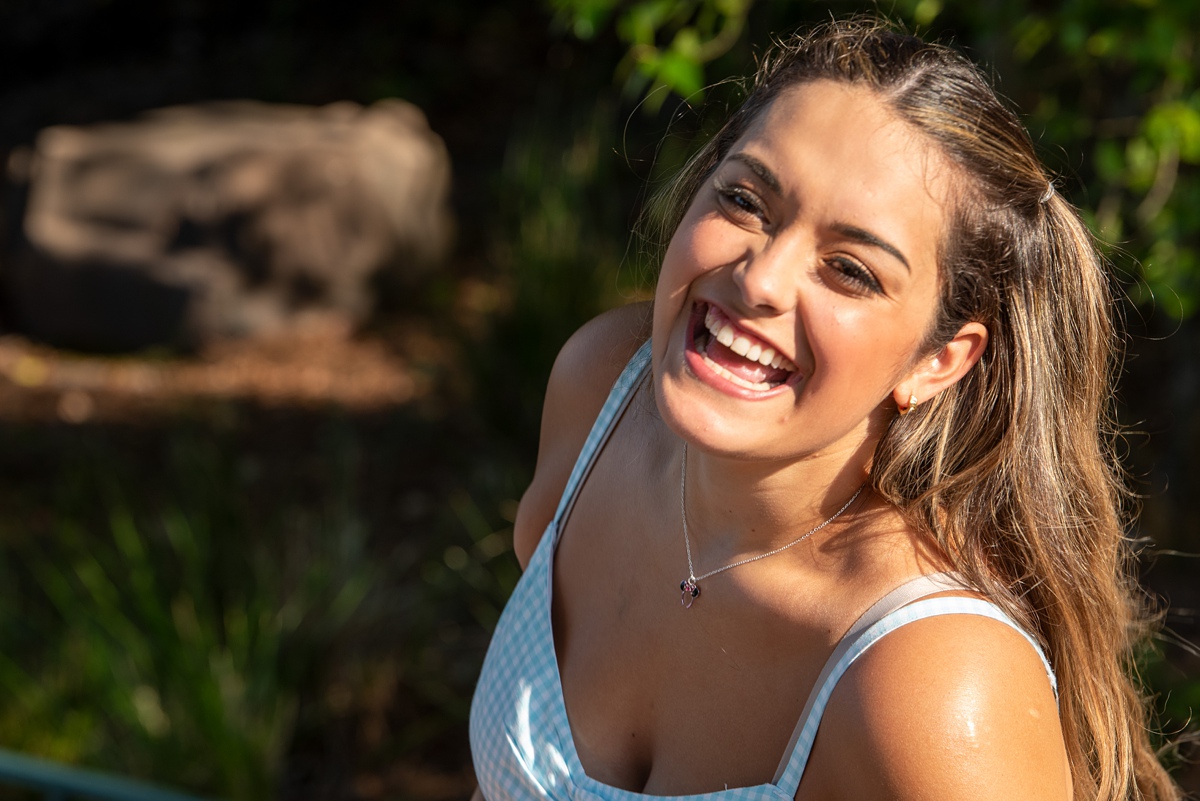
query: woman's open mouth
686 302 800 394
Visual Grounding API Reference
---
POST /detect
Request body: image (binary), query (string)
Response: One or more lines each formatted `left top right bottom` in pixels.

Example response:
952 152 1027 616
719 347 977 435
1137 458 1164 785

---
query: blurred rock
2 98 453 351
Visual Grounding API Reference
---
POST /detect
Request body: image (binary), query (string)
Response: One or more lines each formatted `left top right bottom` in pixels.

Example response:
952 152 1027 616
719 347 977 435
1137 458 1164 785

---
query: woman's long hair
644 18 1179 801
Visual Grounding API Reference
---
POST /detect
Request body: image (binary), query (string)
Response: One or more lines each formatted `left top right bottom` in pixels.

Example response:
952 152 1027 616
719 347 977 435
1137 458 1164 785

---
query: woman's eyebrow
727 153 782 194
726 152 910 272
830 222 911 272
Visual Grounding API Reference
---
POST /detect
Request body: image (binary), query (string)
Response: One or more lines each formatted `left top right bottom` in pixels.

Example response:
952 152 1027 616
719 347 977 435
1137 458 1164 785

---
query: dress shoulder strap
549 339 652 543
773 573 1057 796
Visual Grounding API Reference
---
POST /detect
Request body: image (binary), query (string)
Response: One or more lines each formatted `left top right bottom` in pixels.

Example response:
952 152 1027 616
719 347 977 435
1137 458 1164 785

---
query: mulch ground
0 318 433 423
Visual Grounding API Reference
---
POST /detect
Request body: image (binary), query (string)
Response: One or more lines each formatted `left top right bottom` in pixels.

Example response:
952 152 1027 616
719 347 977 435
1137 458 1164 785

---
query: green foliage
0 402 532 796
391 449 527 758
0 433 374 799
993 0 1200 318
472 94 653 440
549 0 752 109
548 0 1200 317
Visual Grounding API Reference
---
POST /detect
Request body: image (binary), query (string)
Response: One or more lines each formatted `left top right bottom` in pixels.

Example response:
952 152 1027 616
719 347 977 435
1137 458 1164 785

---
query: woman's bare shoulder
511 302 653 567
812 609 1070 801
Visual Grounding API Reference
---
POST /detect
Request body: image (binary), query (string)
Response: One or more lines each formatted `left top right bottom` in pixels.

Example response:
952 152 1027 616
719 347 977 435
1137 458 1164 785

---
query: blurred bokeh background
0 0 1196 798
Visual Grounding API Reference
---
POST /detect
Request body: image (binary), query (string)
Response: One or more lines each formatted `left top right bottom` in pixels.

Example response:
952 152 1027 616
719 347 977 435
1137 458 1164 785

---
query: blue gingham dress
469 340 1056 801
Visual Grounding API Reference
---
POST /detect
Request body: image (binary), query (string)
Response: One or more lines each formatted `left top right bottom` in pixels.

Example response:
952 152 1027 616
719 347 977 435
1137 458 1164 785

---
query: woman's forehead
734 80 947 184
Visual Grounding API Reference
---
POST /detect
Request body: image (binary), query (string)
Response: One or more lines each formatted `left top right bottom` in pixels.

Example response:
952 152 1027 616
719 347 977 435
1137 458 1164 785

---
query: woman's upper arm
511 303 653 568
816 613 1070 801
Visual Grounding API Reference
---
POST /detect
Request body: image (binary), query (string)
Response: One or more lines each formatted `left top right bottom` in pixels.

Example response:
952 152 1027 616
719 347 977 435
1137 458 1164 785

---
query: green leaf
1144 99 1200 163
913 0 943 27
654 29 705 97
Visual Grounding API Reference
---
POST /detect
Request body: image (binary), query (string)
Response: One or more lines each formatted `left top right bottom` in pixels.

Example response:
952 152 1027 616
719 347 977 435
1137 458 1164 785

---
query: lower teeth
698 340 774 391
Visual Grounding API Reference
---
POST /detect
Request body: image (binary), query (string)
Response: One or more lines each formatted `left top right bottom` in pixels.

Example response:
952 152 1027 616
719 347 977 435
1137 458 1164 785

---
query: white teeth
702 305 798 373
702 351 773 391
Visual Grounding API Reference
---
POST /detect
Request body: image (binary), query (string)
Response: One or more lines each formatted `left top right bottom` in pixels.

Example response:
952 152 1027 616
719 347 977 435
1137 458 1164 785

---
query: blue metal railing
0 748 213 801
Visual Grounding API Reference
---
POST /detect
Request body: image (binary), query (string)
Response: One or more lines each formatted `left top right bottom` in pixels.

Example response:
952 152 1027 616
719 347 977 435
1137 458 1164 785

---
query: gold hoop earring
899 393 918 416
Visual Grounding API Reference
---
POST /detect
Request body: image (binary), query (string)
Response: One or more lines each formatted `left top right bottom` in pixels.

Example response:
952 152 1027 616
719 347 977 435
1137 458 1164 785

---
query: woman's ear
893 322 988 412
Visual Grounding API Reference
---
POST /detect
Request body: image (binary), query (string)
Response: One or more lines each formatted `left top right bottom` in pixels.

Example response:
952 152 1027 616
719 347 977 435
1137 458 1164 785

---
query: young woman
469 19 1180 801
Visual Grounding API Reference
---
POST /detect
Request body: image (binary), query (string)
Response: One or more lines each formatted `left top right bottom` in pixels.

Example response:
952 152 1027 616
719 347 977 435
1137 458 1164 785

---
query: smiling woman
652 78 973 463
469 18 1181 801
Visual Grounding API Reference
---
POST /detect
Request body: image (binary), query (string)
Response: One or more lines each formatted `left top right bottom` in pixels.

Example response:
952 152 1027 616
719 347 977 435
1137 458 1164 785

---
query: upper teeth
704 307 796 371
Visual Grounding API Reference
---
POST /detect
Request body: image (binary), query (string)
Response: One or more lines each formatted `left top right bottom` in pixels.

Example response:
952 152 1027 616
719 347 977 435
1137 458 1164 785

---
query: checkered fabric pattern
468 340 1056 801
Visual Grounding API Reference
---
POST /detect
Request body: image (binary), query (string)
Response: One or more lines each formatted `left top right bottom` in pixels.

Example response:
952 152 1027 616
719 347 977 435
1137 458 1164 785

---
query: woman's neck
678 439 873 564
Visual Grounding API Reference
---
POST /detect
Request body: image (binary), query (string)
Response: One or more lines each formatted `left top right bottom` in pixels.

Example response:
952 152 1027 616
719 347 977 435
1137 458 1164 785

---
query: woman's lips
683 302 803 398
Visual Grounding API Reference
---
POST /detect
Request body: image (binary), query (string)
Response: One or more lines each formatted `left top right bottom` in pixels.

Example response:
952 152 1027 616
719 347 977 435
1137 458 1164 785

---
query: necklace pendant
680 577 700 608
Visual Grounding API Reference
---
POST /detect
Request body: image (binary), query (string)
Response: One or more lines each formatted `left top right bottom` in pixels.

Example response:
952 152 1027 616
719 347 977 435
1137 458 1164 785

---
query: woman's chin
652 371 782 461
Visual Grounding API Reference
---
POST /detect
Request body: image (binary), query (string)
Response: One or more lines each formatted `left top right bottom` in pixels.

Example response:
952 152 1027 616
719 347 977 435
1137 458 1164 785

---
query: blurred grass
0 429 364 797
0 396 536 798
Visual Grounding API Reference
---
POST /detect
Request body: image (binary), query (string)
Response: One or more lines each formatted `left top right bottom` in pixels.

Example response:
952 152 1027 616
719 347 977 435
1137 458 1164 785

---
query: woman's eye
714 182 766 222
829 256 883 294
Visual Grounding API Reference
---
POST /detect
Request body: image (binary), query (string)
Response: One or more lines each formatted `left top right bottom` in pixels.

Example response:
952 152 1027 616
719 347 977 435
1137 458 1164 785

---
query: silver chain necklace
678 443 865 608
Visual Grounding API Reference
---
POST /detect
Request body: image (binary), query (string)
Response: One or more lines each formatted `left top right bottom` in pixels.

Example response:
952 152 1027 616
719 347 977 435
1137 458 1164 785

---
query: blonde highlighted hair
645 18 1178 801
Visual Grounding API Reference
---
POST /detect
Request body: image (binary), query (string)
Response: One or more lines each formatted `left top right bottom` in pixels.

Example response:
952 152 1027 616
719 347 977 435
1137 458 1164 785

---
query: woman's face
652 79 955 467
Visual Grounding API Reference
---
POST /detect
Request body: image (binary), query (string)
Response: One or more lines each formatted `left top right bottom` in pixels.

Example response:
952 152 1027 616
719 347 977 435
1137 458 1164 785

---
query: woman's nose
732 240 802 314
